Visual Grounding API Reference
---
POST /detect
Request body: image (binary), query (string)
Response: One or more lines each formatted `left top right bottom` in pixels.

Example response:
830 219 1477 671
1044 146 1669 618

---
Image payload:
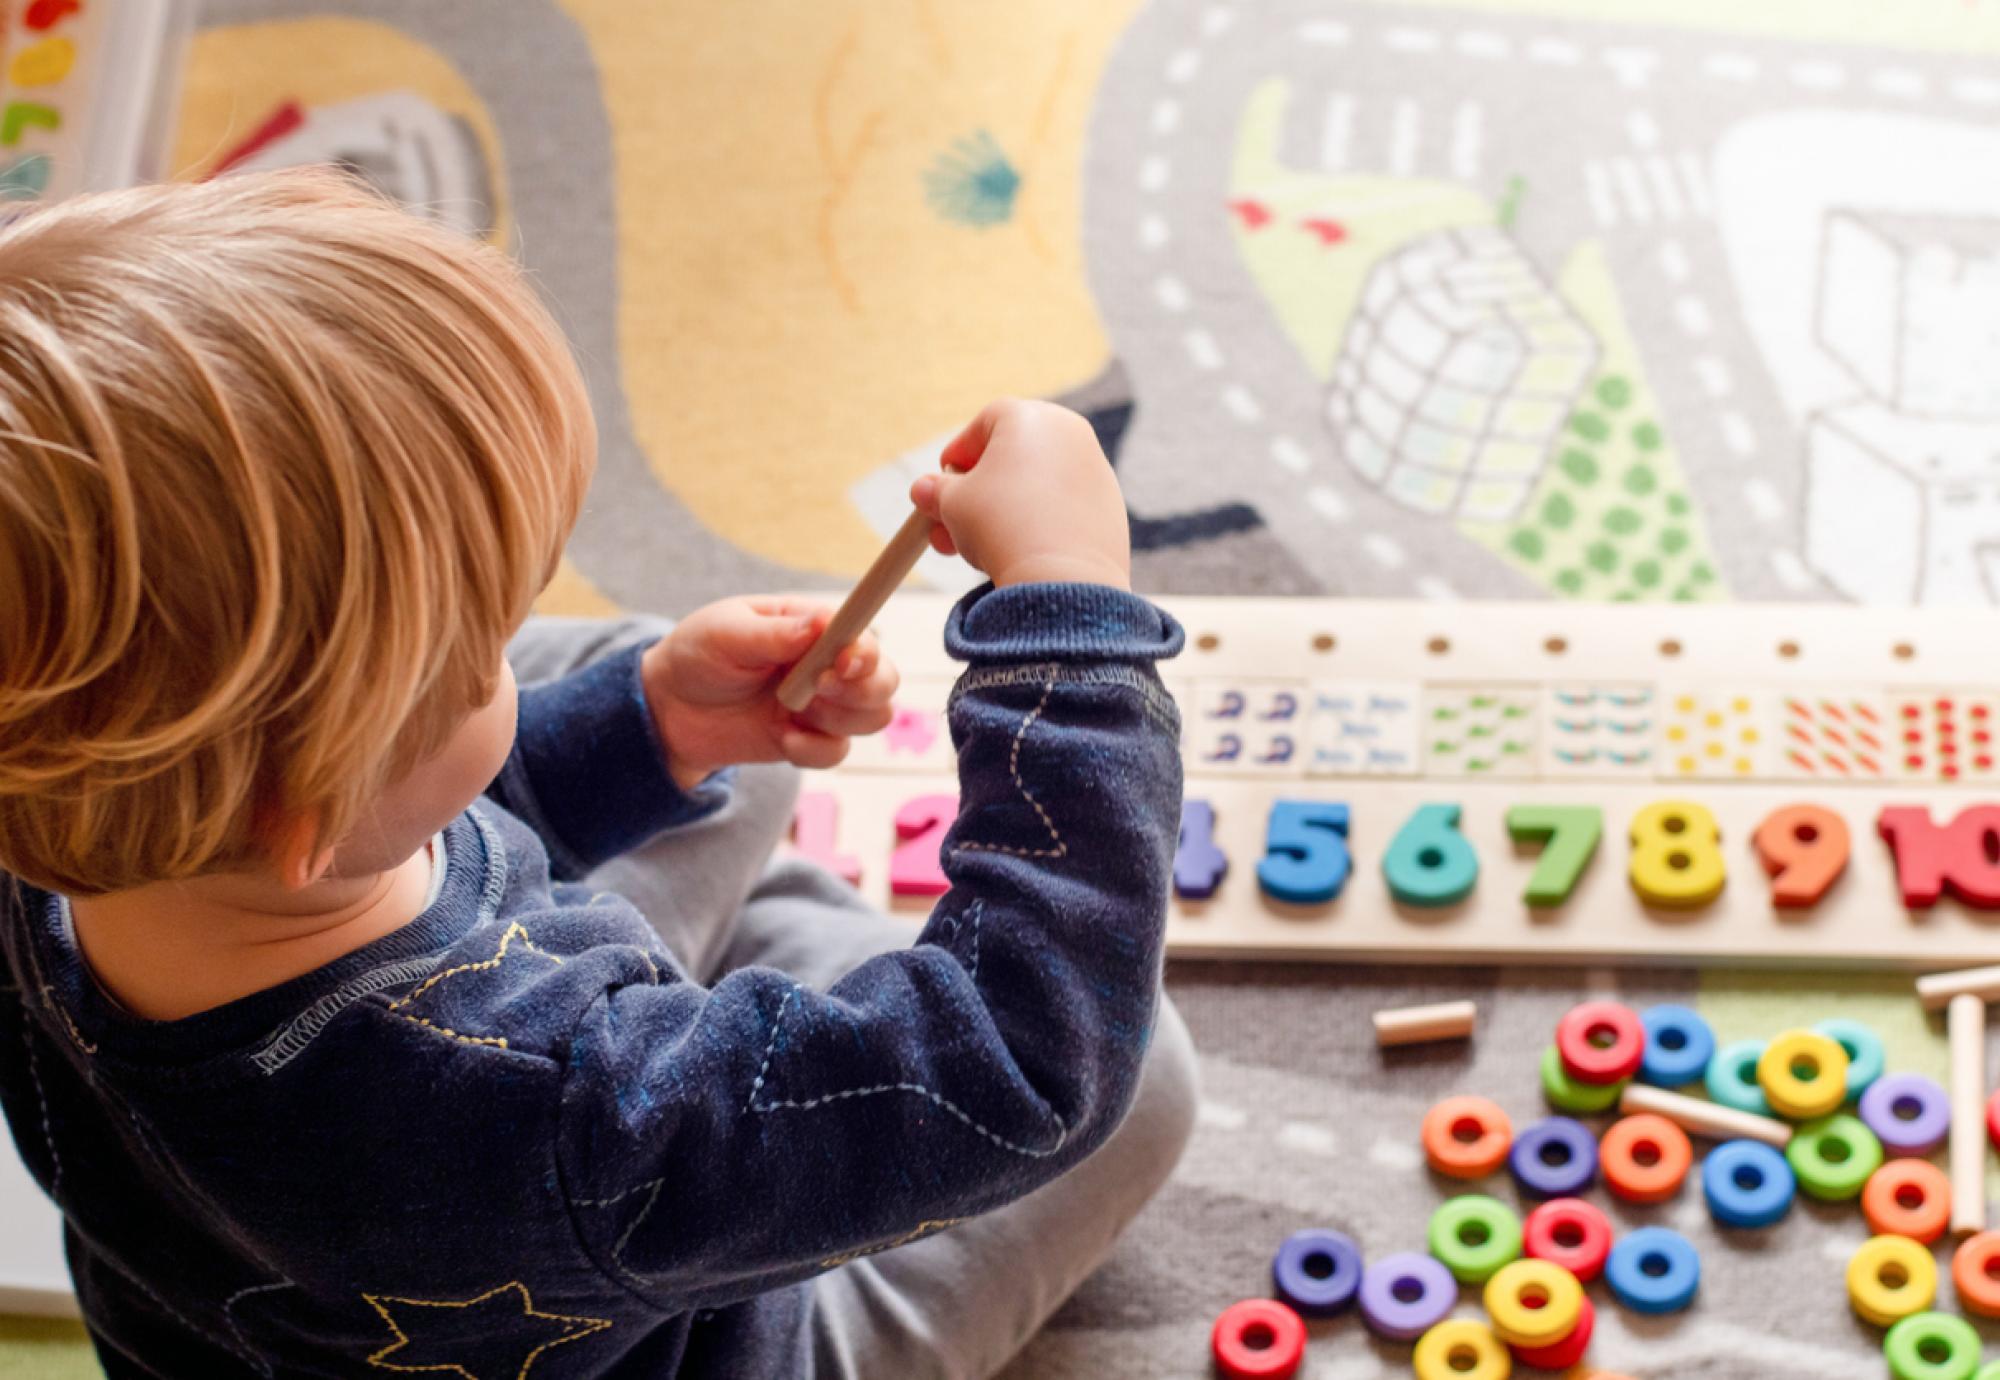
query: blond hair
0 169 595 894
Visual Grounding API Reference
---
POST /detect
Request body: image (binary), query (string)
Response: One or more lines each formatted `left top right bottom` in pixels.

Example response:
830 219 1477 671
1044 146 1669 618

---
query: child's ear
269 811 336 891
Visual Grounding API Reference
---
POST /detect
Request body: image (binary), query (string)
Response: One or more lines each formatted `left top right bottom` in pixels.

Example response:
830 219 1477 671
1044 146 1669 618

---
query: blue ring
1639 1004 1715 1087
1605 1227 1701 1314
1508 1116 1599 1198
1704 1038 1772 1115
1701 1138 1796 1229
1271 1228 1362 1317
1814 1018 1884 1099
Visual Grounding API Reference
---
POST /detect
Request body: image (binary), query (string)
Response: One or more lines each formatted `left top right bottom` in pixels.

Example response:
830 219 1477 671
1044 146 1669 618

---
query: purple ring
1859 1072 1951 1157
1509 1116 1600 1198
1272 1228 1362 1316
1358 1251 1456 1341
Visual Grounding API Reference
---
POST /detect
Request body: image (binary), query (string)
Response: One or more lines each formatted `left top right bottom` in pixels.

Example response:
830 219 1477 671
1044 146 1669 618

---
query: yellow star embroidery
387 923 562 1050
364 1282 610 1379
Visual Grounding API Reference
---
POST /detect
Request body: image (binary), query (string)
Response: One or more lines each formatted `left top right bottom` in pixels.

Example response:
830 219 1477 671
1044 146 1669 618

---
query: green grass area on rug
0 1316 97 1379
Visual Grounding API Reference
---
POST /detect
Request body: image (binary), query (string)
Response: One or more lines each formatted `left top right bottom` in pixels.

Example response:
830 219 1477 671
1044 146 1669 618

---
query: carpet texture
9 2 2000 1376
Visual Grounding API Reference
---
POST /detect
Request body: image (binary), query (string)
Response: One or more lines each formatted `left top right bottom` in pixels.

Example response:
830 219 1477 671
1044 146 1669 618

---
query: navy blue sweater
0 583 1184 1378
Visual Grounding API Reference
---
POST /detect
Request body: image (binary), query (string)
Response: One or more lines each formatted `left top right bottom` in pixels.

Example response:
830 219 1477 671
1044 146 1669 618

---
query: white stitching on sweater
221 1280 293 1379
952 672 1065 861
20 1004 60 1201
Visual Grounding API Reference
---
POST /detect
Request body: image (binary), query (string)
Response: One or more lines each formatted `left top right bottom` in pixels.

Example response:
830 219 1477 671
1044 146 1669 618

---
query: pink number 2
891 794 957 897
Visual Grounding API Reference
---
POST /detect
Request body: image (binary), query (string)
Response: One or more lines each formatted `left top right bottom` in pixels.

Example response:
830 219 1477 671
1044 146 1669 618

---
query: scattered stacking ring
1423 1096 1513 1180
1861 1074 1953 1158
1884 1312 1980 1380
1639 1003 1715 1087
1556 1000 1646 1084
1848 1235 1938 1327
1412 1319 1512 1380
1989 1089 2000 1153
1483 1258 1583 1347
1508 1116 1598 1198
1511 1293 1595 1371
1605 1226 1700 1315
1541 1045 1626 1113
1270 1228 1361 1317
1523 1198 1613 1282
1757 1028 1850 1119
1788 1114 1884 1201
1701 1137 1796 1229
1706 1039 1773 1115
1210 1299 1306 1380
1863 1160 1952 1244
1980 1364 2000 1380
1428 1195 1523 1284
1358 1252 1456 1341
1816 1018 1884 1098
1600 1113 1693 1204
1951 1232 2000 1319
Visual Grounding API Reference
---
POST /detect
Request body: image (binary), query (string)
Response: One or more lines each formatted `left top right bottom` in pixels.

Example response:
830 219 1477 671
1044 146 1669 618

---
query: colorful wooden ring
1756 1028 1850 1119
1977 1363 2000 1380
1508 1116 1598 1198
1848 1235 1939 1327
1428 1195 1523 1284
1422 1095 1512 1180
1704 1039 1773 1116
1509 1292 1595 1370
1701 1137 1796 1229
1884 1312 1980 1380
1989 1088 2000 1153
1412 1319 1512 1380
1863 1159 1952 1244
1523 1198 1613 1282
1483 1258 1583 1348
1861 1074 1952 1158
1604 1226 1700 1315
1638 1003 1715 1087
1599 1113 1693 1204
1816 1018 1885 1098
1271 1228 1362 1317
1541 1045 1625 1113
1951 1231 2000 1319
1556 1001 1646 1084
1358 1251 1456 1341
1210 1298 1306 1380
1786 1113 1884 1201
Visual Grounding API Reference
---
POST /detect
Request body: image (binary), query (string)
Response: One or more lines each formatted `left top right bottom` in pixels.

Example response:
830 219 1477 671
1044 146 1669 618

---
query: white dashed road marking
1744 478 1784 524
1183 328 1224 371
1674 296 1713 338
1270 435 1312 475
1773 549 1815 592
1139 154 1171 191
1694 356 1733 397
1384 26 1441 54
1322 93 1354 171
1222 384 1264 424
1276 1121 1339 1156
1198 1101 1248 1131
1704 52 1758 82
1527 37 1581 65
1299 20 1351 46
1154 274 1191 313
1308 486 1351 522
1364 534 1408 570
1658 238 1691 283
1720 410 1755 455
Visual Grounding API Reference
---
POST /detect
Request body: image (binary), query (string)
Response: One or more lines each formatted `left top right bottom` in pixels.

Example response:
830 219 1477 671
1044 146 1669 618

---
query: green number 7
1506 805 1603 907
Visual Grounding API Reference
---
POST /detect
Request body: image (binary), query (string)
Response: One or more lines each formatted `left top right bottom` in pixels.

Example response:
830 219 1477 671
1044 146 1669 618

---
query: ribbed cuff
943 582 1185 664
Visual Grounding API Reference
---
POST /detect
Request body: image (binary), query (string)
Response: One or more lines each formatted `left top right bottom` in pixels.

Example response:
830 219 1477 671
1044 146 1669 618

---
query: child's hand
910 399 1130 591
640 597 898 788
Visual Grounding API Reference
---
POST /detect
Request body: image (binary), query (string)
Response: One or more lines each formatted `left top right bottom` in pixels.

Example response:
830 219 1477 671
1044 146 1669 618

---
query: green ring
1541 1044 1625 1113
1974 1360 2000 1380
1786 1113 1883 1201
1885 1312 1980 1380
1427 1195 1523 1284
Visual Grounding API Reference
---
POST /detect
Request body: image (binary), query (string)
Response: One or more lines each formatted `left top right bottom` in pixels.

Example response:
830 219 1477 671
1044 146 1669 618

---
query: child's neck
66 847 436 1022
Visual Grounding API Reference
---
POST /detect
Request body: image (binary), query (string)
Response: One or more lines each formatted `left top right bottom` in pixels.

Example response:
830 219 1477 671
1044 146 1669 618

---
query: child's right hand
909 399 1130 591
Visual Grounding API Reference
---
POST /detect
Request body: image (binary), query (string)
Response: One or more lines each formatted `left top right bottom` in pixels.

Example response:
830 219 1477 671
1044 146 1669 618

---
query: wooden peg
1373 999 1476 1047
1918 964 2000 1013
1618 1082 1791 1149
776 508 938 713
1950 993 1988 1236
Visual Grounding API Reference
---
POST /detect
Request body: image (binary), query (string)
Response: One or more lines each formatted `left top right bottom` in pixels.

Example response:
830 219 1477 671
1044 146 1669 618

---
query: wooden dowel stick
1372 1000 1476 1047
1950 992 1988 1236
1918 964 2000 1012
776 509 938 712
1618 1083 1791 1149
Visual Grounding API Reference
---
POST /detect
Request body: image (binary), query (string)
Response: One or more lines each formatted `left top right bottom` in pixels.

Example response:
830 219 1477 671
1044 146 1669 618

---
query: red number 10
1878 806 2000 909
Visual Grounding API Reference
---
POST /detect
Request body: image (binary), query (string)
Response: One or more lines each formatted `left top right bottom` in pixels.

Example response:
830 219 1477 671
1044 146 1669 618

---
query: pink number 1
789 792 861 887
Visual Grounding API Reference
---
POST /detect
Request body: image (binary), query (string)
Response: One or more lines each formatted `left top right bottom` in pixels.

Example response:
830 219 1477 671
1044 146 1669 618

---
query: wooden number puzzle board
798 595 2000 969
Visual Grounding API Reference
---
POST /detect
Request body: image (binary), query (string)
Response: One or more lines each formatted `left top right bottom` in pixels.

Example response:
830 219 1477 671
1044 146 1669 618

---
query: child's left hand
640 596 899 788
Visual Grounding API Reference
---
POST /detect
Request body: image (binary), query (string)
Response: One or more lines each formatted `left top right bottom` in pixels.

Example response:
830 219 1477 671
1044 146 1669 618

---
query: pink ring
1556 1001 1646 1085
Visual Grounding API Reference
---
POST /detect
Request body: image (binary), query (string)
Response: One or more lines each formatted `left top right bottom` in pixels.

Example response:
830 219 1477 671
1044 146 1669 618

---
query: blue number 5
1257 801 1352 904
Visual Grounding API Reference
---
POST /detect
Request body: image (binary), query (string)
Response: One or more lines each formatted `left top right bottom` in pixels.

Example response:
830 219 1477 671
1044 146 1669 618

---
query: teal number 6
1383 803 1479 907
1257 801 1351 904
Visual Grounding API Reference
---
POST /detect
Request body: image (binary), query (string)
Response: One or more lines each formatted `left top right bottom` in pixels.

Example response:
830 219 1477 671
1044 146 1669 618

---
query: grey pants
508 617 1199 1380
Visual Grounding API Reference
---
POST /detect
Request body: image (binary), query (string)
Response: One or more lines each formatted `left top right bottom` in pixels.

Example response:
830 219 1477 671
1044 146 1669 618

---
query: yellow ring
1847 1234 1937 1327
1757 1028 1849 1119
1414 1318 1512 1380
1482 1258 1583 1347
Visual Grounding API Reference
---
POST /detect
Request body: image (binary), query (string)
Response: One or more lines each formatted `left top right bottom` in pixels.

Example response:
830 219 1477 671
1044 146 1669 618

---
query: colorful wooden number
890 794 956 897
1257 800 1350 905
1382 803 1478 907
1753 804 1850 907
1878 806 2000 909
26 0 82 31
9 37 74 88
790 791 861 887
0 103 58 147
1174 800 1229 899
1506 805 1602 907
1628 800 1726 908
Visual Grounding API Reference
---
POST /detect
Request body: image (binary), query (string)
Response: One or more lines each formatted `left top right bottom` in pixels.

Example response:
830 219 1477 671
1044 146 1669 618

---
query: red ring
1954 1233 2000 1319
1211 1298 1306 1379
1421 1095 1513 1179
1988 1089 2000 1152
1523 1197 1614 1282
1863 1159 1951 1244
1510 1292 1595 1370
1600 1113 1693 1204
1555 1001 1645 1084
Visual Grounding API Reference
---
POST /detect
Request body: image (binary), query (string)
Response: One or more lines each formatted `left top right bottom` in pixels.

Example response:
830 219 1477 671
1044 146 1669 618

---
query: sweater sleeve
555 583 1184 1311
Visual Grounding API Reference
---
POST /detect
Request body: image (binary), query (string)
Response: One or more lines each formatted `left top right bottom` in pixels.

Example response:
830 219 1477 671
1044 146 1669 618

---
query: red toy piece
1879 806 2000 909
1556 1001 1646 1084
1523 1198 1614 1282
1211 1298 1306 1379
1510 1292 1595 1370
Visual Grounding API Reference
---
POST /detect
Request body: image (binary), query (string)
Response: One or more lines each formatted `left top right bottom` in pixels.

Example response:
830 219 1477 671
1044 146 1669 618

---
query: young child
0 170 1196 1379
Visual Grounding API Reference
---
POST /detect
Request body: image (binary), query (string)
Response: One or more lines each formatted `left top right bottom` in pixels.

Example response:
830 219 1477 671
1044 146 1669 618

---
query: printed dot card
1542 684 1657 778
1305 680 1422 777
1659 689 1773 780
1423 685 1539 778
1892 692 2000 783
1774 692 1891 780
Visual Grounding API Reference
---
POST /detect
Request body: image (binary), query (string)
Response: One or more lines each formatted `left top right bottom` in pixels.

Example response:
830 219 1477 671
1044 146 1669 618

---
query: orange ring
1863 1160 1951 1244
1422 1096 1513 1180
1599 1113 1692 1204
1953 1231 2000 1317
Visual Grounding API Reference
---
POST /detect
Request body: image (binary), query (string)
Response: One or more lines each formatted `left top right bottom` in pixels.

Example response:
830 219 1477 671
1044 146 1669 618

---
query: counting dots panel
799 596 2000 969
